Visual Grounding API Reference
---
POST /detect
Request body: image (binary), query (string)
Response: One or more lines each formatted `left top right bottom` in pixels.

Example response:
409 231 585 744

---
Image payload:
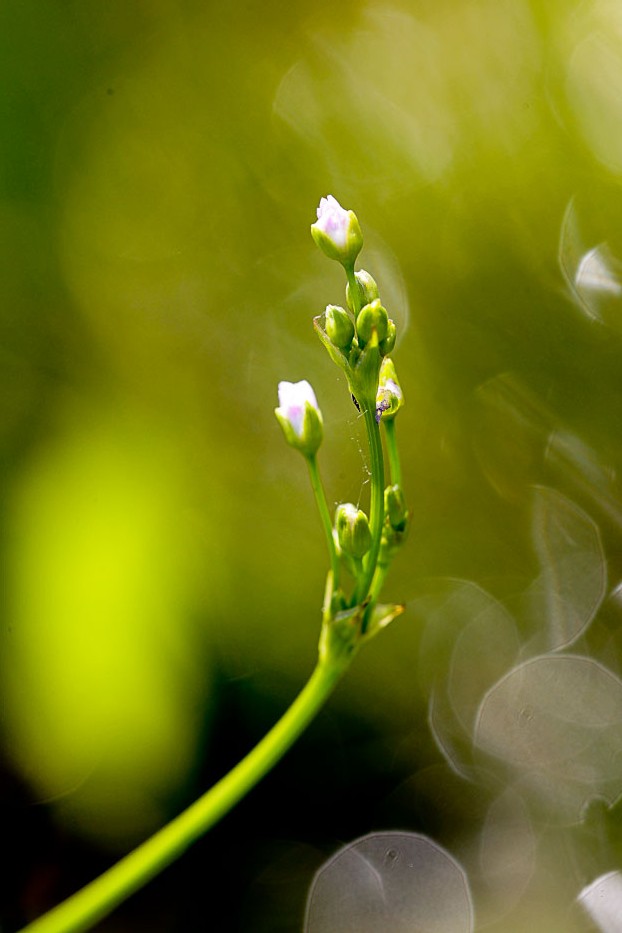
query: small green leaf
361 601 405 643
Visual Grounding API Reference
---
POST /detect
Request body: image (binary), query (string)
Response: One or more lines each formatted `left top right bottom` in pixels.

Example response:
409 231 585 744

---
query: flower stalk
384 417 402 487
306 453 340 588
20 195 408 933
309 195 407 612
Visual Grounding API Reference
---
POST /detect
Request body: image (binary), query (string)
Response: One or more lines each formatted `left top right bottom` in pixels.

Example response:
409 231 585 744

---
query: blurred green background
2 0 622 930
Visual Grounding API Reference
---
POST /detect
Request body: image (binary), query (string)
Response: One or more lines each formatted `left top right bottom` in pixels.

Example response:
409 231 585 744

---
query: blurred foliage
2 0 622 930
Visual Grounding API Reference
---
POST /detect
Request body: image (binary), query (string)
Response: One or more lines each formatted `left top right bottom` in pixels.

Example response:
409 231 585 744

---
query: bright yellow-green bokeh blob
3 408 210 846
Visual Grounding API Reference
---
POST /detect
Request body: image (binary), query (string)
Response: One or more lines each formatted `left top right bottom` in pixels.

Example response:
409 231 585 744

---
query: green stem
352 556 364 586
20 659 348 933
345 264 360 318
355 403 385 605
384 418 401 487
368 562 390 605
306 454 340 588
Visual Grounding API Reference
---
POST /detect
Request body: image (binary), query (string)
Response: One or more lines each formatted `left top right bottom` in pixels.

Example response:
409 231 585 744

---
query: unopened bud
311 195 363 267
379 319 396 356
356 299 389 346
385 484 408 531
335 503 372 559
375 357 403 422
346 269 379 313
275 380 323 457
325 304 355 349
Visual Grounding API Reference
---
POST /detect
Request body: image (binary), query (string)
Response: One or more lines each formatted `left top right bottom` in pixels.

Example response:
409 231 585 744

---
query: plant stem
345 264 360 317
306 454 340 588
352 556 364 587
19 659 349 933
384 418 401 487
368 562 390 605
355 403 385 605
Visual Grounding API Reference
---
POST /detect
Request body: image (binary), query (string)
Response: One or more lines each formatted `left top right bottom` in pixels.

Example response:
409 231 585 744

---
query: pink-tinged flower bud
275 380 323 457
311 195 363 267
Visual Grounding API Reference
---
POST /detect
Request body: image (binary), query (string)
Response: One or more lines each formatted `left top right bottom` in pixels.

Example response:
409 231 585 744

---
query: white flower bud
311 195 363 267
275 380 323 457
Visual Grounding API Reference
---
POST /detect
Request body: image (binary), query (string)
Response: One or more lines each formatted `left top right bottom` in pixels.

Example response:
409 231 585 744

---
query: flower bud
325 304 355 349
375 357 403 422
379 319 396 356
356 299 389 346
275 380 323 457
311 195 363 267
335 503 372 559
346 270 379 313
384 484 408 531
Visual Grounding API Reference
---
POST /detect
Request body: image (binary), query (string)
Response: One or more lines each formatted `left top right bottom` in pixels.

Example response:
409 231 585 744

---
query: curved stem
383 418 401 488
306 454 340 589
355 403 385 605
20 659 348 933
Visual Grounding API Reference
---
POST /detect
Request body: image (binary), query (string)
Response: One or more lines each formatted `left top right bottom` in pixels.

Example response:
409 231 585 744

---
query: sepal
361 602 405 644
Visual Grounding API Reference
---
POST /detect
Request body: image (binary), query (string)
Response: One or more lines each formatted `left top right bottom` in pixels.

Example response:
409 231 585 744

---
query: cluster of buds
310 200 399 414
275 196 409 648
314 277 396 410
